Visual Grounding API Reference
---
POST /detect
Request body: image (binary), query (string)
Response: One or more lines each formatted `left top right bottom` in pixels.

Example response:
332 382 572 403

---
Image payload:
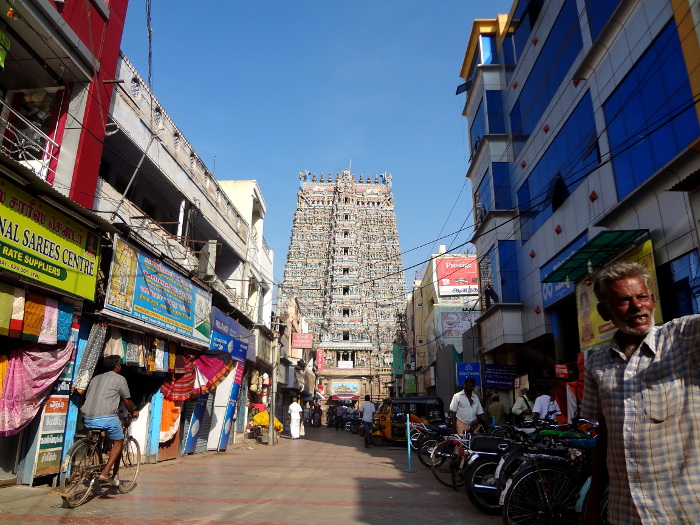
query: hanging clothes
160 351 196 401
21 292 45 342
192 351 235 395
72 322 108 393
56 301 73 342
38 298 59 345
124 330 141 366
159 398 182 442
154 340 166 372
0 342 75 437
8 287 25 338
0 354 8 396
0 283 14 336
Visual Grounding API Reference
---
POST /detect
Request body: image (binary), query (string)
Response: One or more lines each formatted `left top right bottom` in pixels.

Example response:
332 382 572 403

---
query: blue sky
120 1 514 292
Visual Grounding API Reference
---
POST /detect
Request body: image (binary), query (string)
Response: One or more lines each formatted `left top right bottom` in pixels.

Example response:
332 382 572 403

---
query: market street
0 425 498 525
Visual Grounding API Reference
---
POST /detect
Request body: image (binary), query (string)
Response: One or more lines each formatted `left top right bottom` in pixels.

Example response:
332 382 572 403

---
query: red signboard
554 364 569 379
436 256 479 296
292 332 313 349
316 348 324 372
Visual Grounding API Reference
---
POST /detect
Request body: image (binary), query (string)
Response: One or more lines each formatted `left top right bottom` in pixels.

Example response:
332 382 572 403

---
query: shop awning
330 394 359 401
541 230 647 283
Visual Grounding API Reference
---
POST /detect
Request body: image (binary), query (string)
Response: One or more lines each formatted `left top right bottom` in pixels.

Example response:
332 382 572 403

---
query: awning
330 394 359 401
541 229 647 283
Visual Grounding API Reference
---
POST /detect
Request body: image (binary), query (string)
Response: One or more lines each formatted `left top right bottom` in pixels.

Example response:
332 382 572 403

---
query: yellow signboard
577 240 662 349
0 178 100 299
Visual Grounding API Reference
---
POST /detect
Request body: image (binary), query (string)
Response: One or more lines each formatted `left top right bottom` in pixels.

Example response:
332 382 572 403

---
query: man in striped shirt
582 261 700 524
82 354 139 483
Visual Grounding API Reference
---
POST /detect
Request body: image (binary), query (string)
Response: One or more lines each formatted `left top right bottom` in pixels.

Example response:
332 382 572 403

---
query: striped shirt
581 316 700 524
81 371 131 418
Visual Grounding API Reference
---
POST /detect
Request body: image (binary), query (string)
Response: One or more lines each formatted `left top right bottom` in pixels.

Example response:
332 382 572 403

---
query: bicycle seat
86 429 106 439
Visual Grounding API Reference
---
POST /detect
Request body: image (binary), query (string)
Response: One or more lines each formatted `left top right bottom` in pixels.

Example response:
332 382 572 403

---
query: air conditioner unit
198 240 217 280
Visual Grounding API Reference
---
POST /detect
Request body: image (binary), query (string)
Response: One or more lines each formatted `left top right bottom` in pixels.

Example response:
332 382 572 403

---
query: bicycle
56 416 141 508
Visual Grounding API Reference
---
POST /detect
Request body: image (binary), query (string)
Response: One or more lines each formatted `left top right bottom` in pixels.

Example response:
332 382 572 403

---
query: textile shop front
0 175 101 486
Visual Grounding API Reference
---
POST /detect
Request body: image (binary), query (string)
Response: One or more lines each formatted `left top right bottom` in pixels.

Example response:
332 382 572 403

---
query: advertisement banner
291 333 313 349
211 307 251 362
404 376 416 394
483 364 518 389
577 239 662 350
315 348 324 372
555 364 569 379
392 343 403 374
540 234 588 308
183 394 209 455
105 235 212 343
218 361 245 451
456 362 481 386
440 311 477 339
437 256 479 296
331 381 359 395
0 178 100 299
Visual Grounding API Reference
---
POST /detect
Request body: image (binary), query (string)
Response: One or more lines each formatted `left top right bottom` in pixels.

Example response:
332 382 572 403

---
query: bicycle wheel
431 440 466 489
501 462 581 525
60 439 99 508
116 437 141 493
464 456 501 514
417 437 438 468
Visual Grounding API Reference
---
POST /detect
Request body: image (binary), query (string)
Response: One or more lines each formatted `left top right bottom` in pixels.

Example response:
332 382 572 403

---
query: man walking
449 377 483 434
511 388 536 424
582 261 700 524
360 395 375 448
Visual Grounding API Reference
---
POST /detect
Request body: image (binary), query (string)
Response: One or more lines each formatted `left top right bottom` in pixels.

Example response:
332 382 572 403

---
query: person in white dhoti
288 399 303 439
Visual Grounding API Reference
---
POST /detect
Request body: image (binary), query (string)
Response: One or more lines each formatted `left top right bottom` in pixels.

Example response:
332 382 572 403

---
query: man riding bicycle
81 355 139 484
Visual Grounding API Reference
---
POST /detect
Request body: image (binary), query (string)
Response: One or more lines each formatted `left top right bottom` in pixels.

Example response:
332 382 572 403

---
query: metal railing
0 98 59 181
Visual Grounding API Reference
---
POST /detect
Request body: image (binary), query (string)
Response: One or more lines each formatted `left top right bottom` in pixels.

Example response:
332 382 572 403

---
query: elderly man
449 377 483 434
582 261 700 524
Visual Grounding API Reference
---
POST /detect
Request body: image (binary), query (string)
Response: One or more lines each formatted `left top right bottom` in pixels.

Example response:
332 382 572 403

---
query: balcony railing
0 98 59 182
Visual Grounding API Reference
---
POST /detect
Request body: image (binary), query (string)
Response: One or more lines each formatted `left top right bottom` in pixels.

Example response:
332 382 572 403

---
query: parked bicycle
56 416 140 508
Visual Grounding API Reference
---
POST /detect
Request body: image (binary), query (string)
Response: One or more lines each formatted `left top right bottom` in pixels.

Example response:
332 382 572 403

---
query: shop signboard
291 332 313 349
483 364 518 389
183 394 209 455
105 235 212 344
436 256 479 296
315 348 324 372
456 362 481 386
0 177 101 299
540 234 588 308
555 364 569 379
404 375 416 394
392 343 403 374
218 361 245 450
210 307 251 362
576 240 662 350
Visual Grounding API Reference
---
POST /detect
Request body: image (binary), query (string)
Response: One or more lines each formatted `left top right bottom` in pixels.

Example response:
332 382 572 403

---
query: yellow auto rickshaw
370 396 446 446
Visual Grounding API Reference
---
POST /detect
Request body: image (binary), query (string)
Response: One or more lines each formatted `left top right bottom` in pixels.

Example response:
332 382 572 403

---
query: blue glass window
481 35 498 65
604 22 700 201
492 163 512 209
486 91 505 134
476 170 492 221
587 0 622 42
510 0 583 157
671 251 700 316
517 92 598 237
469 97 486 152
512 0 544 62
499 240 520 302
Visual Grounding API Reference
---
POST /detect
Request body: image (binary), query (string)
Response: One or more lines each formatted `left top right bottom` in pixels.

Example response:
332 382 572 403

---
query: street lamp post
267 316 281 446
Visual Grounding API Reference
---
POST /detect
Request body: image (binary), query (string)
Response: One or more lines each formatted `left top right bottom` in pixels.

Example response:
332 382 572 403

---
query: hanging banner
105 235 212 343
210 307 251 362
0 177 100 299
218 361 245 451
392 343 403 374
315 348 324 372
577 239 662 350
183 394 209 455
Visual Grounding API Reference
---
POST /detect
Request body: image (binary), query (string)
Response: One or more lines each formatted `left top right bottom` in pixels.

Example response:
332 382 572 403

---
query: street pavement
0 424 500 524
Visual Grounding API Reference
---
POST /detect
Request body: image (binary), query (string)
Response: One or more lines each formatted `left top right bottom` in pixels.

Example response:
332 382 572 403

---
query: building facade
461 0 700 412
280 170 407 407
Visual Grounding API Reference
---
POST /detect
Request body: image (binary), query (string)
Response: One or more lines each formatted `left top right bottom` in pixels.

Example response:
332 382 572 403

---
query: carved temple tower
280 170 407 404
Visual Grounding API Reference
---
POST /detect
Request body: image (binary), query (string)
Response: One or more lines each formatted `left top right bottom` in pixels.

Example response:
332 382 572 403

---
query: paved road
0 425 500 524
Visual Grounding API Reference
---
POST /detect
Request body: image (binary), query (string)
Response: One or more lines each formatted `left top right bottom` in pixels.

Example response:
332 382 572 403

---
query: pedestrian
335 404 343 431
486 394 507 426
581 261 700 524
449 377 483 434
511 388 537 424
359 394 375 448
288 398 303 439
532 385 561 421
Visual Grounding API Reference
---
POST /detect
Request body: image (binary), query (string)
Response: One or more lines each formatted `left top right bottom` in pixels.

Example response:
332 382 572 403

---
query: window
130 77 140 99
342 331 350 341
343 268 349 276
173 133 180 150
343 247 349 255
511 0 544 62
469 97 486 153
343 230 349 238
658 251 700 318
343 308 350 317
498 240 520 303
343 286 349 295
604 22 700 201
586 0 622 42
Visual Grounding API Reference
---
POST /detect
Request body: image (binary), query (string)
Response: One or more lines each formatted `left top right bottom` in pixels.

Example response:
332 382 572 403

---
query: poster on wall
210 307 251 362
0 177 100 299
218 361 245 451
577 239 662 350
439 311 477 339
331 381 359 396
436 256 479 296
104 235 212 343
183 394 209 455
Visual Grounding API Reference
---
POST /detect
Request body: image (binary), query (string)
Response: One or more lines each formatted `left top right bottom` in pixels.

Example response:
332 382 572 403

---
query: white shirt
449 390 483 425
532 395 561 420
359 400 375 422
288 401 302 419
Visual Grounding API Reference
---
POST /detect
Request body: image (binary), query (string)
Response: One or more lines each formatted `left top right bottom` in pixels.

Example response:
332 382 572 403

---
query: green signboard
392 343 403 375
0 178 100 299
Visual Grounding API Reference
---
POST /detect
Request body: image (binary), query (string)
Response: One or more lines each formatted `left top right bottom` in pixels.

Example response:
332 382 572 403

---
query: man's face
463 381 474 395
598 276 655 338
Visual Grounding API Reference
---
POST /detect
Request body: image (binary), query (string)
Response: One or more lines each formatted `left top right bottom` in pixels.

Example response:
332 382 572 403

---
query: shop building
460 0 700 414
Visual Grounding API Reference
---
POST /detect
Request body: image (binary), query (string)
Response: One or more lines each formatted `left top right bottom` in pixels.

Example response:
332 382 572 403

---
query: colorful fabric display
159 398 183 443
0 283 14 336
103 327 125 360
153 340 166 372
168 343 177 372
0 342 75 437
38 298 58 345
192 350 235 396
56 302 73 341
160 352 196 401
162 341 169 372
8 287 25 338
0 354 8 396
124 331 140 366
173 352 185 374
21 293 46 342
71 322 107 393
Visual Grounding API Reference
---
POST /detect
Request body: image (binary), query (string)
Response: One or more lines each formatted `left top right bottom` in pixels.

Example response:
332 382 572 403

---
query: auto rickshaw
370 396 446 446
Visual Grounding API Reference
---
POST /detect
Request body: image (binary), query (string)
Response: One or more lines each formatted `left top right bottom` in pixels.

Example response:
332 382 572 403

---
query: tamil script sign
0 177 100 299
292 332 313 349
437 256 479 296
105 235 212 344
